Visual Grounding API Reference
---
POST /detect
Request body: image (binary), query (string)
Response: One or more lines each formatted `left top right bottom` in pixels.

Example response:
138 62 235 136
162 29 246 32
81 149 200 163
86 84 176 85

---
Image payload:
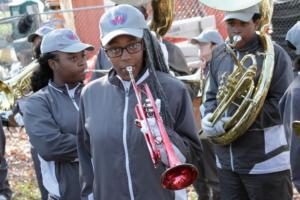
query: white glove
141 118 186 166
14 113 24 126
1 110 13 120
201 113 230 137
158 142 186 167
0 194 8 200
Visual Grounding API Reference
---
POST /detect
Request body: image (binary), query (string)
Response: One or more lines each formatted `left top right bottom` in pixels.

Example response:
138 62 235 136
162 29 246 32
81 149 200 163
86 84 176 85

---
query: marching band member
90 1 190 82
279 21 300 193
201 3 293 199
77 5 201 200
190 29 224 200
27 25 54 200
22 28 94 200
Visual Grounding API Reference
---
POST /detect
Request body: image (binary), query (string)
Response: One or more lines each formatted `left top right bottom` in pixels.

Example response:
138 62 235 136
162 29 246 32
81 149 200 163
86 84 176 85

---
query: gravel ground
3 127 300 200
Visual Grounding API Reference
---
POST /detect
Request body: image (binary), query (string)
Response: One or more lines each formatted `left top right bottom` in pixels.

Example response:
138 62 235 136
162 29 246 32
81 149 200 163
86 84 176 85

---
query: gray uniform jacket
279 71 300 192
77 69 202 200
0 121 4 161
203 34 293 174
23 81 82 200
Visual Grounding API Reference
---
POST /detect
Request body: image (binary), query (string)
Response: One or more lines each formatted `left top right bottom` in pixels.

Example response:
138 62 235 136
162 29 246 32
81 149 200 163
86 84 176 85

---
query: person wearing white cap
190 29 224 75
26 25 55 200
22 28 94 200
201 2 294 200
190 28 223 200
28 25 54 59
77 4 201 200
90 0 190 82
279 21 300 193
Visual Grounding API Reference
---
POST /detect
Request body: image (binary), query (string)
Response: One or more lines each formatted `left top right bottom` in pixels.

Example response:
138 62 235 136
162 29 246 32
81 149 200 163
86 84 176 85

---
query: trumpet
126 66 198 190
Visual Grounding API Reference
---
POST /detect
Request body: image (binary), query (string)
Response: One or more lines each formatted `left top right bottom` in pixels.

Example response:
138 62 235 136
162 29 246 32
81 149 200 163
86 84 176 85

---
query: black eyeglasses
104 41 143 58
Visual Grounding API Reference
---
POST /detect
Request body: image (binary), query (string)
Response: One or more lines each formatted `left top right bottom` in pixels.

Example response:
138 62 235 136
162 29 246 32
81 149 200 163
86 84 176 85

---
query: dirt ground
3 127 300 200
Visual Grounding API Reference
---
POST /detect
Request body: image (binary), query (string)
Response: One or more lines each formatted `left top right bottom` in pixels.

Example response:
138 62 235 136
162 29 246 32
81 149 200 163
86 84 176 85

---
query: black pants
217 168 292 200
0 158 12 200
193 139 220 200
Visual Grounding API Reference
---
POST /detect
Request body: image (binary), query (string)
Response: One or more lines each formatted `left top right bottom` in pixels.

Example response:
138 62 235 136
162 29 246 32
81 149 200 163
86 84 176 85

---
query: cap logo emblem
111 13 127 26
67 33 78 41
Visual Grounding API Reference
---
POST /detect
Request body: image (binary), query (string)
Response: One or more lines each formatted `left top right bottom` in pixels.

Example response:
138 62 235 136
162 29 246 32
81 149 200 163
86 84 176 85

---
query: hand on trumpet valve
158 140 186 167
147 117 186 166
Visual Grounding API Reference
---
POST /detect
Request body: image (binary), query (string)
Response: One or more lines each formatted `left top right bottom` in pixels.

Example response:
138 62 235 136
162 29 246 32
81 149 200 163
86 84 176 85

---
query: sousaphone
199 0 275 145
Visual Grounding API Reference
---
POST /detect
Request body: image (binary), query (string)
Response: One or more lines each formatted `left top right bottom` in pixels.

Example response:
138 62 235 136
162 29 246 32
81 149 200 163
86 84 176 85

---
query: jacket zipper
65 84 79 111
229 144 234 171
123 88 134 200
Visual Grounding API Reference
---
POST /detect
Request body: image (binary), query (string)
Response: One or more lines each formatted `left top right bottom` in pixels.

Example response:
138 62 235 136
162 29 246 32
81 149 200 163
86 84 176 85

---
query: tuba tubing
126 66 198 190
199 0 275 145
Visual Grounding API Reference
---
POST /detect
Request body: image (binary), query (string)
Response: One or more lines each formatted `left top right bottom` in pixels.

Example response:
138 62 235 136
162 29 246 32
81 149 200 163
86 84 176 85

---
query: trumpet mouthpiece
126 66 133 72
231 35 242 47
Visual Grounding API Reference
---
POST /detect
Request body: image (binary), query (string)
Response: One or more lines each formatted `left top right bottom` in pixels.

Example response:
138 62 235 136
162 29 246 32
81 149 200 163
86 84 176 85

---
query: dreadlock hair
31 53 55 92
33 42 42 59
142 29 175 129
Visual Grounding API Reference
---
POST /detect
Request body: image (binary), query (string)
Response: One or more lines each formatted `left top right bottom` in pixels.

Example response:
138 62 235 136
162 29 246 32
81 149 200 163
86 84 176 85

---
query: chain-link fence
272 0 300 60
1 0 300 81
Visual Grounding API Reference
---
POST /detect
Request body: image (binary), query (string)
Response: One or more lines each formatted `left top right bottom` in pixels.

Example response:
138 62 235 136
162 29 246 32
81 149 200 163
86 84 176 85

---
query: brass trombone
126 66 198 190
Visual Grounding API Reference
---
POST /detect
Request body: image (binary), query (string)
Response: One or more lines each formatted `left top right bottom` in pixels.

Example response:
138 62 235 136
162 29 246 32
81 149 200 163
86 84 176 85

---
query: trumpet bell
161 163 199 190
198 0 261 11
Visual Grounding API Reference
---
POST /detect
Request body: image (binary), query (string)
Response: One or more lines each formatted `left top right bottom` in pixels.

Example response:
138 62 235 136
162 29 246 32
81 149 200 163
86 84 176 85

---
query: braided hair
142 29 175 128
30 53 55 92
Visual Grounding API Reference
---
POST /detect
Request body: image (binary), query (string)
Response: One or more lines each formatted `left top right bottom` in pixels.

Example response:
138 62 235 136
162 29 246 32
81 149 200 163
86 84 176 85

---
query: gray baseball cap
286 21 300 55
99 4 148 46
28 26 54 42
191 29 224 45
223 4 260 22
41 28 94 54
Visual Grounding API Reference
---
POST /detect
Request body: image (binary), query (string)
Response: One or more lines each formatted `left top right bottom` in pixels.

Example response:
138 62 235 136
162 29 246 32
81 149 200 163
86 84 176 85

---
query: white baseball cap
191 29 224 45
99 4 148 46
286 21 300 55
223 4 260 22
40 28 94 54
28 26 54 42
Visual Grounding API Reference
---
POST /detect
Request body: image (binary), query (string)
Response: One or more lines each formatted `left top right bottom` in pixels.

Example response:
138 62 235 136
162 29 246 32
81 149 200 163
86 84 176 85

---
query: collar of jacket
107 67 150 89
234 34 261 53
48 80 82 95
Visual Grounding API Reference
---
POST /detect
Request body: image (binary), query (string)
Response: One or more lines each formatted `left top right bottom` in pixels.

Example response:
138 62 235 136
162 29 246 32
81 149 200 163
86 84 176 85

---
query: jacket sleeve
77 97 94 199
202 51 219 116
167 83 202 164
279 79 300 192
0 121 4 161
23 95 78 162
291 134 300 192
257 45 293 127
